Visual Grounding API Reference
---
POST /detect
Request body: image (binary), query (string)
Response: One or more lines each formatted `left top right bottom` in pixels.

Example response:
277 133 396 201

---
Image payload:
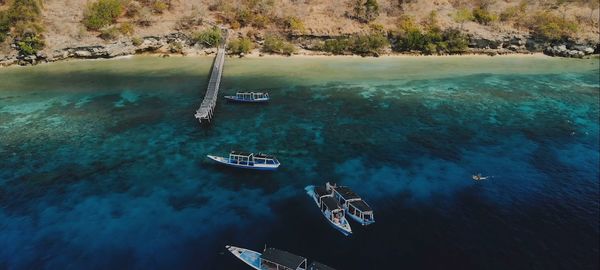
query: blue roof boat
226 245 336 270
207 151 280 171
224 92 270 103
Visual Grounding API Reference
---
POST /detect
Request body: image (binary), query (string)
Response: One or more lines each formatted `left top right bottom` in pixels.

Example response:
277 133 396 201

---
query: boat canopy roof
262 248 307 270
230 151 252 157
309 261 336 270
255 153 276 159
321 196 341 211
314 186 330 198
349 200 372 213
334 186 360 200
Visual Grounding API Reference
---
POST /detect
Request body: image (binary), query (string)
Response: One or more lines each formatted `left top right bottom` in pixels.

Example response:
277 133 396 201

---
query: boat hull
207 155 279 171
224 96 270 103
347 212 375 226
226 245 262 270
305 186 352 236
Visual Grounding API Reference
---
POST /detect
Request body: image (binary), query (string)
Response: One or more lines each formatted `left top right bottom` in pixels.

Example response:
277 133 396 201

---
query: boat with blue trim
224 92 270 103
326 182 375 226
226 245 336 270
207 151 280 171
305 185 352 236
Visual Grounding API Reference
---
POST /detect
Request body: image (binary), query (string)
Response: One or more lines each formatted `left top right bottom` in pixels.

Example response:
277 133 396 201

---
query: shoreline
3 50 596 69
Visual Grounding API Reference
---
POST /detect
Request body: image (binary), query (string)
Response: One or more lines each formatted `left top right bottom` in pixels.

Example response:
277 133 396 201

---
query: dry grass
5 0 599 54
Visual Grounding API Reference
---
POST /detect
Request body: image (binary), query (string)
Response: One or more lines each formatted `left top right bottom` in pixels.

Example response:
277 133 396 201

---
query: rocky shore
1 32 598 67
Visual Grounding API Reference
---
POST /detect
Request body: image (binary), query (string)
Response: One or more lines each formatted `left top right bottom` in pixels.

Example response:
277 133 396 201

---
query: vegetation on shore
394 13 468 54
0 0 45 55
319 30 388 56
83 0 124 30
1 0 598 60
263 35 296 55
228 36 253 54
193 27 222 47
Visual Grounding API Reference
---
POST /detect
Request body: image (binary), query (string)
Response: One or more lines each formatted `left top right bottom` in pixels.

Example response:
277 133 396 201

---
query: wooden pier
195 29 228 124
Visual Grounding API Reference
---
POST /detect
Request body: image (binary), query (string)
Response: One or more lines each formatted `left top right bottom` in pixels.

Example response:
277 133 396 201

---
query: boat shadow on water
206 162 283 191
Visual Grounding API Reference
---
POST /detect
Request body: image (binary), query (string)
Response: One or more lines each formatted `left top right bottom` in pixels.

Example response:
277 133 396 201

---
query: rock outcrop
543 42 597 58
1 33 213 66
1 31 599 67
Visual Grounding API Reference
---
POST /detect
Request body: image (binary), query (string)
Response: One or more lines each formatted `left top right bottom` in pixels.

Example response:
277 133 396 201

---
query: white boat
207 151 280 171
305 185 352 236
224 92 270 103
226 245 336 270
326 182 375 226
226 245 262 269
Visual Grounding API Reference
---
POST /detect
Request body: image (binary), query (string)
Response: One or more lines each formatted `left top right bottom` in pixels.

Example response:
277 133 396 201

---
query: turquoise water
0 56 599 269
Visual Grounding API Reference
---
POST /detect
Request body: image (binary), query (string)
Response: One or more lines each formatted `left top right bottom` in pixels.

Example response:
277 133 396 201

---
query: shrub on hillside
193 27 222 47
322 38 350 55
125 1 142 17
394 25 468 55
321 31 388 55
528 11 578 41
16 32 44 55
228 37 253 55
285 16 306 34
136 7 153 26
453 7 473 29
350 31 388 55
499 2 527 22
472 8 497 25
251 14 270 29
83 0 124 30
6 0 42 23
132 36 143 46
99 26 120 40
151 0 168 14
351 0 379 23
1 0 45 52
0 11 9 42
119 22 134 36
262 35 297 55
235 8 254 27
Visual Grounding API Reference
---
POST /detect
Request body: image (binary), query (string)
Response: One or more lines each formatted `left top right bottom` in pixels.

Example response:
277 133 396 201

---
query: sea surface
0 55 598 270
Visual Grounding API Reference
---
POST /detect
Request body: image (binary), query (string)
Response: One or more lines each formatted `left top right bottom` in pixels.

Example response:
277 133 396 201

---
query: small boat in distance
226 245 336 270
305 185 352 236
224 92 270 103
472 173 489 181
207 151 280 171
326 182 375 226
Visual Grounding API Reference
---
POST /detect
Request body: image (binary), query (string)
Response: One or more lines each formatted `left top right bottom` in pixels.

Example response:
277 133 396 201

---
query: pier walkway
195 29 228 124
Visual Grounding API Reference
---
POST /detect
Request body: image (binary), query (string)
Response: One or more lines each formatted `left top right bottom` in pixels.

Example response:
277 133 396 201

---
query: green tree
83 0 124 30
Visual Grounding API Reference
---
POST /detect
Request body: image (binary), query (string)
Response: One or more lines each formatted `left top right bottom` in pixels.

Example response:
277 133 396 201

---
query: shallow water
0 55 599 270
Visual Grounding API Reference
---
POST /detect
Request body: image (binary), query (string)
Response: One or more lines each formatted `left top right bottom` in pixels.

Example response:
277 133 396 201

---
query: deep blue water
0 56 599 270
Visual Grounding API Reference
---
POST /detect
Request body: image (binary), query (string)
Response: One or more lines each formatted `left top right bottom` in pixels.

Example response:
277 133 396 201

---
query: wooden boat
226 245 336 270
207 151 280 171
224 92 270 103
326 182 375 226
305 185 352 236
